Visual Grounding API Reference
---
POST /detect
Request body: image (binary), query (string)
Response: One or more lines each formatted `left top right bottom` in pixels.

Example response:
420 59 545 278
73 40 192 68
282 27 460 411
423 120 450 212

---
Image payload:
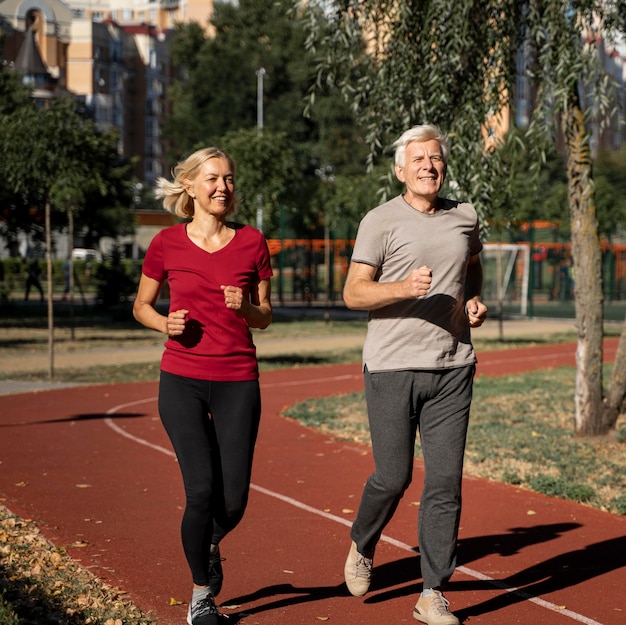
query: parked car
71 248 100 261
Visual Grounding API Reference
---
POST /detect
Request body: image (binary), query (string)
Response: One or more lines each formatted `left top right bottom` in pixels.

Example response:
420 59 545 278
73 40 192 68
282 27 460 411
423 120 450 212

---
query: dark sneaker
413 590 459 625
209 546 224 597
187 594 220 625
344 541 373 597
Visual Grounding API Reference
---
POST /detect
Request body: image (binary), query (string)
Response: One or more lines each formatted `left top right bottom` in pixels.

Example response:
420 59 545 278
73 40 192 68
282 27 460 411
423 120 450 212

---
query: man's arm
343 260 433 311
465 254 487 327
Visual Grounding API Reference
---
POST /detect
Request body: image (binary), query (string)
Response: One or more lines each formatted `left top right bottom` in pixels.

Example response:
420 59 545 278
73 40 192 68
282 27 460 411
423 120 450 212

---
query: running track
1 339 625 625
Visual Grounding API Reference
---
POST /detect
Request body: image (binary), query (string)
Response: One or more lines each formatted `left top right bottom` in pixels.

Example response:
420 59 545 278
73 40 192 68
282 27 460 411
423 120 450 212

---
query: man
342 124 487 625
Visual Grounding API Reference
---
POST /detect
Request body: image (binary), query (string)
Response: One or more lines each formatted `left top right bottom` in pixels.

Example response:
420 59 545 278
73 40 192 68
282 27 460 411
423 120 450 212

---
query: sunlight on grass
283 367 626 516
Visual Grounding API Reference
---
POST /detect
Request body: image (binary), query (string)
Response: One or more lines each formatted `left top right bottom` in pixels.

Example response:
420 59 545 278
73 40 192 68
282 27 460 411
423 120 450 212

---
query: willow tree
303 0 626 435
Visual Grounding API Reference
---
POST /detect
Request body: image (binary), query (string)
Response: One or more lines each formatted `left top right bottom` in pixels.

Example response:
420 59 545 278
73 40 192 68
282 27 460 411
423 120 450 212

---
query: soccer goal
481 243 531 316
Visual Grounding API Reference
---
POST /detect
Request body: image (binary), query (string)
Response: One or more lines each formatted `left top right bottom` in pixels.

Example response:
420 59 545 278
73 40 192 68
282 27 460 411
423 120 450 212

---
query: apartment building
0 0 216 186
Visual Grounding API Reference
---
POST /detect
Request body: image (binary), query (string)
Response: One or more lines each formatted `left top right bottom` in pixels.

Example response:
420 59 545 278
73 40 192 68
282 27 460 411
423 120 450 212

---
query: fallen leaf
169 597 183 606
527 510 536 515
342 508 354 514
75 484 92 489
15 482 26 487
315 617 330 621
71 541 89 548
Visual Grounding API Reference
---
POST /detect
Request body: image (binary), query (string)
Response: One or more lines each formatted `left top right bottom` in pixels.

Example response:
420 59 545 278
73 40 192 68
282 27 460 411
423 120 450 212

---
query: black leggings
158 371 261 586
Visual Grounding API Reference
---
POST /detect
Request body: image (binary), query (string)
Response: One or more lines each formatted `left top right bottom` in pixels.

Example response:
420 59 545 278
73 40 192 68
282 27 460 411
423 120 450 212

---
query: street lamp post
256 68 268 232
256 67 267 136
315 165 336 304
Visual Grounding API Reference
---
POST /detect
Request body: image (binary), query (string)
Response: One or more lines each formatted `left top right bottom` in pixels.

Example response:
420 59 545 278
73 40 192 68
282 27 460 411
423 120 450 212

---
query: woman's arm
133 274 188 336
221 278 272 329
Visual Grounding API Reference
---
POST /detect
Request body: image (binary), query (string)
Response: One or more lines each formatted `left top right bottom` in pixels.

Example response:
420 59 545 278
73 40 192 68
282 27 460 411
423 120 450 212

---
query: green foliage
93 247 136 310
594 145 626 239
610 495 626 515
0 95 137 251
0 63 31 115
162 0 374 237
219 127 298 236
527 474 595 504
488 131 570 239
303 0 520 224
284 366 626 515
303 1 626 234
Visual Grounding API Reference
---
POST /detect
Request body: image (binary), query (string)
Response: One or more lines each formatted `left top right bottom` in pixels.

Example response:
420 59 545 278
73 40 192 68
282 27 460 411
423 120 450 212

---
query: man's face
394 140 447 205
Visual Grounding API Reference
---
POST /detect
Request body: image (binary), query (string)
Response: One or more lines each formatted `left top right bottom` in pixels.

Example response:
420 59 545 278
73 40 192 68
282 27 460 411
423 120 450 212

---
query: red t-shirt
141 222 273 381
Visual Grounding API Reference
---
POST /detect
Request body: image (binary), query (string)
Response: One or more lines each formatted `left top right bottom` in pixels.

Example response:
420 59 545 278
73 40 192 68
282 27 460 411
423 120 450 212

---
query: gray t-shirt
351 194 483 372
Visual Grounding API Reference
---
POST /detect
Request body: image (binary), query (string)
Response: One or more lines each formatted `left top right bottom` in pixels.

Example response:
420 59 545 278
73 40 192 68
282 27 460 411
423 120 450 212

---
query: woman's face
187 157 235 218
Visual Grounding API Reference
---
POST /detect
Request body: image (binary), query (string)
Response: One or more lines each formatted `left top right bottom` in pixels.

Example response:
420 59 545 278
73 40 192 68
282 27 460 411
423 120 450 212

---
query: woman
133 147 273 625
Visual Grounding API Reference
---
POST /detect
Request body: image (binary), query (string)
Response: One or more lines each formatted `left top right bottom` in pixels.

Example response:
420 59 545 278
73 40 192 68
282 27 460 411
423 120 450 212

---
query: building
0 0 217 186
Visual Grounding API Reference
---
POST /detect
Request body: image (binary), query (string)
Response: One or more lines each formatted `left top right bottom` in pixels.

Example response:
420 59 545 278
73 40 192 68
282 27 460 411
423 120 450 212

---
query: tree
0 97 133 378
162 0 375 237
594 146 626 240
220 127 298 237
304 0 626 436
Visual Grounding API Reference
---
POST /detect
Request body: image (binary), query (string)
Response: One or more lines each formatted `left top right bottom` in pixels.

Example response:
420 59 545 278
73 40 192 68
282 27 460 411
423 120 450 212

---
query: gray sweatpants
350 365 475 589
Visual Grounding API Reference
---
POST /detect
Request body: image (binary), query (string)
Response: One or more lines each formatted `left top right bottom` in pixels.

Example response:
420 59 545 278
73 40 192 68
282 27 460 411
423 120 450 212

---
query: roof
14 29 49 76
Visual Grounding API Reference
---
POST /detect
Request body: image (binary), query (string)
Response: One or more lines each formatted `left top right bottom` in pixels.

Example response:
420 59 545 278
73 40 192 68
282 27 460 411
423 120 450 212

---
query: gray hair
393 124 450 167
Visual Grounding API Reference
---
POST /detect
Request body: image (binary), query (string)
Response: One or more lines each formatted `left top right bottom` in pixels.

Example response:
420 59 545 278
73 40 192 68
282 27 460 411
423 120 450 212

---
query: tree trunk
562 90 605 435
602 319 626 431
68 208 75 341
45 200 55 380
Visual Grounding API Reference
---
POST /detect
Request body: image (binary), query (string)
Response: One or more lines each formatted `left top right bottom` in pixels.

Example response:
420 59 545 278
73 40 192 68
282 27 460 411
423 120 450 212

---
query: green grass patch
283 367 626 515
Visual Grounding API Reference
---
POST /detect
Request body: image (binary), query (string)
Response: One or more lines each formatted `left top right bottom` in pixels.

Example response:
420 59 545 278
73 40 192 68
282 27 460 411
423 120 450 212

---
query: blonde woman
133 147 272 625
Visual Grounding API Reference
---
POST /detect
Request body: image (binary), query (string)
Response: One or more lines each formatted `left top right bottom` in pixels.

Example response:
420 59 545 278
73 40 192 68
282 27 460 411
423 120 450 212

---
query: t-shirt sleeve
469 220 483 257
256 235 273 281
351 211 384 268
141 232 166 282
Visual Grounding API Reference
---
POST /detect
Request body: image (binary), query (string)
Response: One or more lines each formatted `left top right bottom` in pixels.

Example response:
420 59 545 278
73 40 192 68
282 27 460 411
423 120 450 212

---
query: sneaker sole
413 606 459 625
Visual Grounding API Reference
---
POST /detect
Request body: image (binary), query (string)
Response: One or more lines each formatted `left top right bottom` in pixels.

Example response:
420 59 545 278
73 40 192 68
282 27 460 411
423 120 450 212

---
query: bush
528 474 595 504
93 248 136 309
610 495 626 516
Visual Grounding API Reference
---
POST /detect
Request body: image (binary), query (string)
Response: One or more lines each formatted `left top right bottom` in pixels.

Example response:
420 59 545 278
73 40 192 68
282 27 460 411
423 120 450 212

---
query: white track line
104 387 604 625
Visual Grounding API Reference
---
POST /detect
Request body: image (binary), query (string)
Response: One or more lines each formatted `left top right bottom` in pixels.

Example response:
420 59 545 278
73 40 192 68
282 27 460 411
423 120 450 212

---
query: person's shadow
219 554 420 623
219 522 626 623
453 532 626 621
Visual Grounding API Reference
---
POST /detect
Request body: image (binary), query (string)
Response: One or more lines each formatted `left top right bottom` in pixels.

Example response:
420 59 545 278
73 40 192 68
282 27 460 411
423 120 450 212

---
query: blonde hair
155 147 237 219
393 124 450 167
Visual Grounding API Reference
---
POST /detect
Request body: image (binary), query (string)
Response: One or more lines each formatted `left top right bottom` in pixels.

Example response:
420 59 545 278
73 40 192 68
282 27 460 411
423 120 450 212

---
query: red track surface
1 339 625 625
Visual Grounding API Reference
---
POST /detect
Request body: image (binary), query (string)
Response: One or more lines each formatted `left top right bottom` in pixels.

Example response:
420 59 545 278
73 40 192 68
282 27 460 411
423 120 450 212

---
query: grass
1 312 625 624
283 366 626 516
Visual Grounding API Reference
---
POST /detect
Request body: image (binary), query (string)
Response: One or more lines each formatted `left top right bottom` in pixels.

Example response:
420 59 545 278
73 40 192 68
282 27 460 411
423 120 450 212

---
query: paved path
1 320 625 625
0 317 580 395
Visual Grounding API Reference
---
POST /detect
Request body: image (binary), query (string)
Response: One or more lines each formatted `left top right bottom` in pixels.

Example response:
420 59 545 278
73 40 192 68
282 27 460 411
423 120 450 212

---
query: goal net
481 243 531 316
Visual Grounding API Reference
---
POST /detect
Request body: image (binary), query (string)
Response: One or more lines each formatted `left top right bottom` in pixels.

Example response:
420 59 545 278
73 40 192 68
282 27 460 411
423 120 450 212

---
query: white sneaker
413 590 459 625
344 541 373 597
